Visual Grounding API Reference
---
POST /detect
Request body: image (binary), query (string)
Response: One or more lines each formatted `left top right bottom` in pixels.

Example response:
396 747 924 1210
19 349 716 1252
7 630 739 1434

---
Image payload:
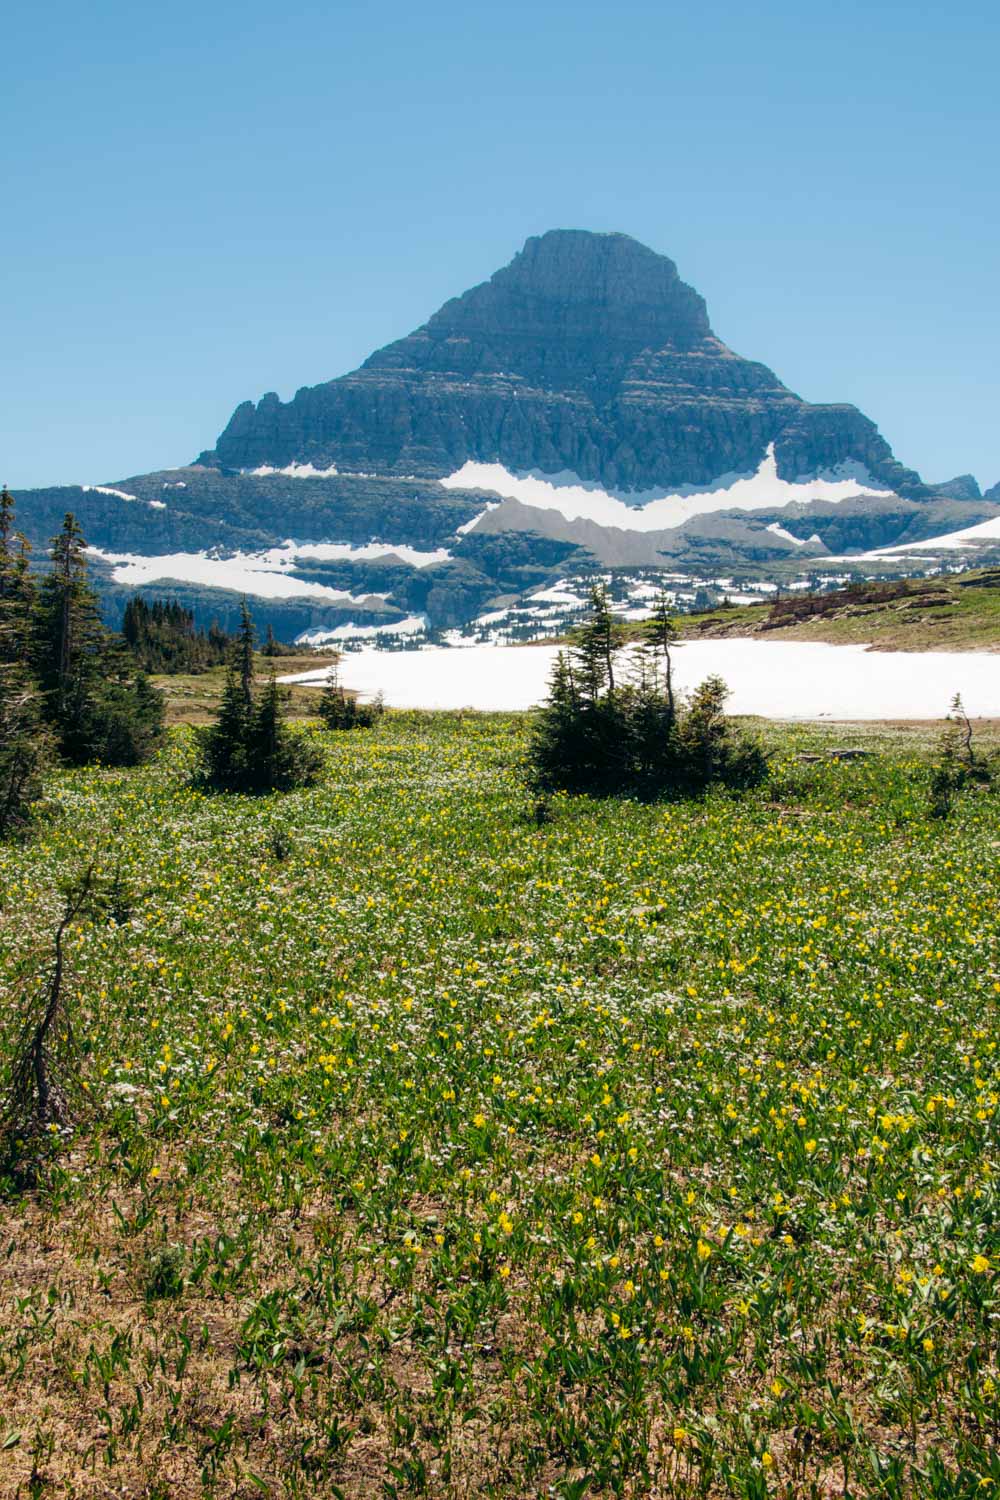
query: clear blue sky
4 0 998 491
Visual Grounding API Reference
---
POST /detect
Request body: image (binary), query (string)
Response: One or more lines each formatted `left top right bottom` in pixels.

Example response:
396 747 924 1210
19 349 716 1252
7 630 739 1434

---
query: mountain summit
202 229 922 496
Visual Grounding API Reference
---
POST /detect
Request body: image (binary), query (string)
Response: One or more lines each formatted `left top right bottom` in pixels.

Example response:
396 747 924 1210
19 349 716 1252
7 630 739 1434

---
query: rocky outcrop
200 230 926 498
930 474 982 501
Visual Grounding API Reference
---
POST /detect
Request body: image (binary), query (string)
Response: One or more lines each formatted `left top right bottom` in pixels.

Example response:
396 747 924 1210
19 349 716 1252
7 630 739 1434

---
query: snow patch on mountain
249 462 341 479
296 615 428 645
83 485 139 502
441 445 894 534
766 522 808 546
259 540 451 569
83 484 166 509
88 548 394 606
875 516 1000 554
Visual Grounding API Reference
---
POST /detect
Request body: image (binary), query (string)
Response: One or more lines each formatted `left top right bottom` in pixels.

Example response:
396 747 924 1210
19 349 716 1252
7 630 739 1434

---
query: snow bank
441 445 893 534
282 639 1000 720
873 516 1000 555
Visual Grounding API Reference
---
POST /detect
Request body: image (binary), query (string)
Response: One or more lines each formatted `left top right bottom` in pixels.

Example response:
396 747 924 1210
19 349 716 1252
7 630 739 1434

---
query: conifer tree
0 487 47 837
572 583 625 701
528 584 766 801
197 599 322 792
317 660 383 731
236 598 255 712
641 595 681 718
32 513 164 765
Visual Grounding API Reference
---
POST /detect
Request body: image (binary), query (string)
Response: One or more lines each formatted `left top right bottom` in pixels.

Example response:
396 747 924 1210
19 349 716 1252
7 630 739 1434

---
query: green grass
667 570 1000 653
151 652 336 726
0 715 997 1498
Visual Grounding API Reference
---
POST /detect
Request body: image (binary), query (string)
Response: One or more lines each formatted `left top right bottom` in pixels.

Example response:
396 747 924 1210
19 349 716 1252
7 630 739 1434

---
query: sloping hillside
675 569 1000 651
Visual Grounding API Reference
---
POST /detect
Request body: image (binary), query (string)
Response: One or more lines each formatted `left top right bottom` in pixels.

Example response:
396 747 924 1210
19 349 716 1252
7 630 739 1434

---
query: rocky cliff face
201 230 925 497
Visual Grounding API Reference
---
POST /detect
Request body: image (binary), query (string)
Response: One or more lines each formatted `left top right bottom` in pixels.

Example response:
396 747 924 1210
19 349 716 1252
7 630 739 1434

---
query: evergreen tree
32 514 103 754
236 598 255 713
200 668 251 790
121 596 230 673
247 670 323 791
572 583 625 701
0 668 47 839
197 599 322 792
528 586 767 801
0 485 37 664
32 514 164 765
0 488 47 838
641 595 681 719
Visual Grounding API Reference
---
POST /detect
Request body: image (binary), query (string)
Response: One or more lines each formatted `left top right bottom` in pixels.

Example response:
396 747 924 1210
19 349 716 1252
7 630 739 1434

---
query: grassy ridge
668 570 1000 653
0 716 997 1497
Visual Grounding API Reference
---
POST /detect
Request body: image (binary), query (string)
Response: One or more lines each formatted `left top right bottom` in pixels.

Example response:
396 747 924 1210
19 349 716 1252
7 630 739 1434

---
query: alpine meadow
0 703 997 1497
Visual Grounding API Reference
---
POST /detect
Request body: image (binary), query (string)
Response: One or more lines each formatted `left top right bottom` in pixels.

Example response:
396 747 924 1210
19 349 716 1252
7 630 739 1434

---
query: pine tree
236 598 255 712
0 488 47 837
0 665 47 840
572 583 625 701
316 661 383 731
528 587 766 801
32 514 164 765
246 670 323 791
641 595 681 719
197 599 322 792
32 514 107 759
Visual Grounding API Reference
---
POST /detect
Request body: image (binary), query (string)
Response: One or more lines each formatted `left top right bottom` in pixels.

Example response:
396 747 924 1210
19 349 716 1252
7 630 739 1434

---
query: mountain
13 230 1000 643
201 229 924 497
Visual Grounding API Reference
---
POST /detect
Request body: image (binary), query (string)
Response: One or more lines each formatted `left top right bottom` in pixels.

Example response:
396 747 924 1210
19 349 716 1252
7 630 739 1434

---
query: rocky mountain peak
423 229 711 347
201 229 926 497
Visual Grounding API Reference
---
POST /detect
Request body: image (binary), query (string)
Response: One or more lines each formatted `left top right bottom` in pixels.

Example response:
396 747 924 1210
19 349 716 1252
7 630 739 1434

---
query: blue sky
4 0 998 491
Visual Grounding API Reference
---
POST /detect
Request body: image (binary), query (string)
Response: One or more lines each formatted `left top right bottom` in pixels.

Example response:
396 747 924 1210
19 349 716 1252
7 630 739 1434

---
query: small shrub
143 1244 186 1300
317 665 383 731
929 693 993 818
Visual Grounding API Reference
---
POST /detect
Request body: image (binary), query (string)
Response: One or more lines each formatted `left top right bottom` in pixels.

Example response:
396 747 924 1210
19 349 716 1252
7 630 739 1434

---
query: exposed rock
201 229 926 497
930 474 982 500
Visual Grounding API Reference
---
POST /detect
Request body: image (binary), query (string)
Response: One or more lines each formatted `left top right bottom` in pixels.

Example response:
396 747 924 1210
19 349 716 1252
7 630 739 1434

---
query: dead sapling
1 864 101 1183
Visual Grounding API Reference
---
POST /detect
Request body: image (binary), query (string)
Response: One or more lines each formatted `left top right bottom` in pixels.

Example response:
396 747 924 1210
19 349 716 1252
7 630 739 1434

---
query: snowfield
869 516 1000 555
89 548 390 606
87 537 450 601
282 639 1000 720
297 615 428 644
441 445 893 534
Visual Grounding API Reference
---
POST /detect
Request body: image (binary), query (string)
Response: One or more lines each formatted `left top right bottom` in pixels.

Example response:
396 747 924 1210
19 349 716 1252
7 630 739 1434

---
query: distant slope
673 570 1000 652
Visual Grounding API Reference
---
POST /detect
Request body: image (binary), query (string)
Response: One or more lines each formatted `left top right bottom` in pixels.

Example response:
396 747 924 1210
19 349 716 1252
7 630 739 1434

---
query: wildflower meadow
0 714 996 1498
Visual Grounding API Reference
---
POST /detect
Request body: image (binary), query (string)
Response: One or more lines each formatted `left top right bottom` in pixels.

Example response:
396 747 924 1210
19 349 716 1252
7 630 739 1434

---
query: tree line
1 489 166 837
